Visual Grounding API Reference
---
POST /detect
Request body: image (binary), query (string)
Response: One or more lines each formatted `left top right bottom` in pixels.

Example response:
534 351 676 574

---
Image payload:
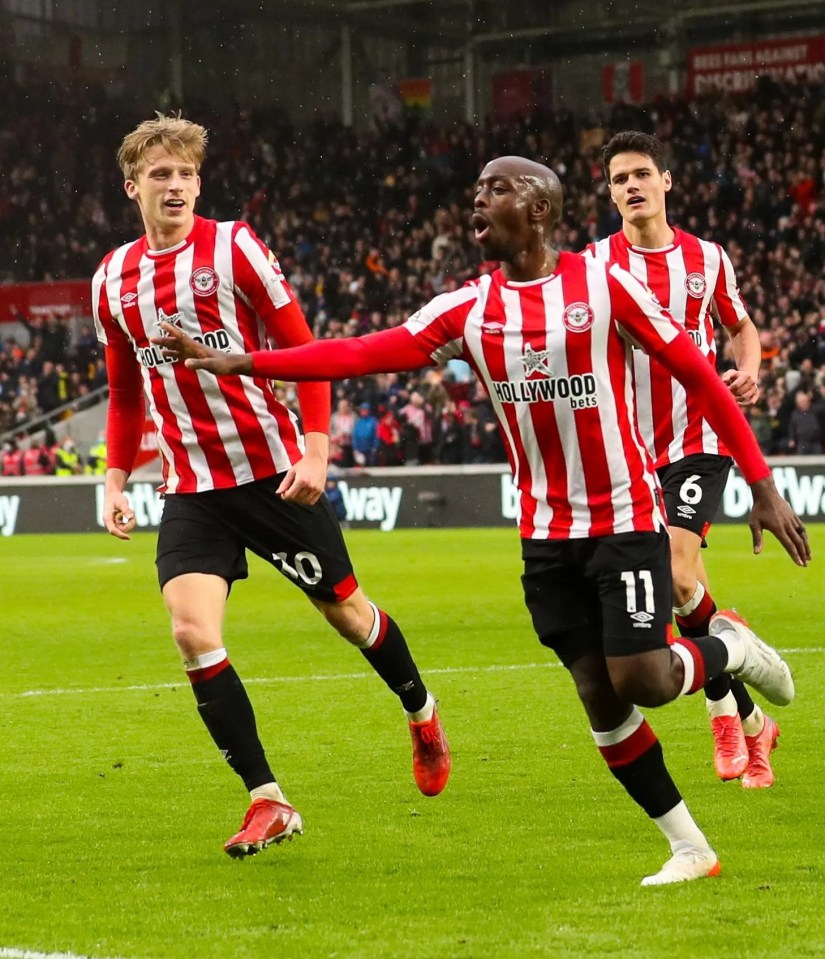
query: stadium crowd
1 75 823 470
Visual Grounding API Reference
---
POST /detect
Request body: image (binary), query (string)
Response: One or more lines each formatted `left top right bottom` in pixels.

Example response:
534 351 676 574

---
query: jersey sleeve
250 326 435 380
608 265 769 484
711 245 749 328
402 285 480 363
231 223 329 434
92 255 145 473
104 334 145 474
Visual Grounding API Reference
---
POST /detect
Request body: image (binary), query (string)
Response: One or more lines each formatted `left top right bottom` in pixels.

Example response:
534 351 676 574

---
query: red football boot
409 706 451 797
709 713 748 781
224 798 303 858
742 716 779 789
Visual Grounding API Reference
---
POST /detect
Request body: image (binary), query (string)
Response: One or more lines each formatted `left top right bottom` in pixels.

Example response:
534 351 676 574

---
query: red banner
397 78 433 109
0 280 91 323
603 62 644 104
687 35 825 97
492 69 552 122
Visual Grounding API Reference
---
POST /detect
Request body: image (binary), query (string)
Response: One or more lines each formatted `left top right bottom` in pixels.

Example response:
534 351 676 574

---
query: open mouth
472 213 491 241
165 199 186 211
627 196 645 208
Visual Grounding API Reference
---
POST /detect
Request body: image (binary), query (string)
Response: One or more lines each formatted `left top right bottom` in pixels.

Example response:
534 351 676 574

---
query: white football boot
710 610 795 707
641 844 720 887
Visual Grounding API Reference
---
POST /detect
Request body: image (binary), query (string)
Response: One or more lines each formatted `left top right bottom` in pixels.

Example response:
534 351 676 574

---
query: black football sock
592 709 682 818
730 677 756 721
671 636 729 695
673 583 732 701
359 604 428 714
188 661 276 791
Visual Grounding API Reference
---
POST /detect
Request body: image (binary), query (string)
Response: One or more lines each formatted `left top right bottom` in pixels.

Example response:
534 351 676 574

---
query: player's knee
170 618 216 657
612 671 674 708
320 597 372 644
671 568 699 607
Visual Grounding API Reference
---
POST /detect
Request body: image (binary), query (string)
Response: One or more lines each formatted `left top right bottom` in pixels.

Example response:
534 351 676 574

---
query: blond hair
117 114 208 181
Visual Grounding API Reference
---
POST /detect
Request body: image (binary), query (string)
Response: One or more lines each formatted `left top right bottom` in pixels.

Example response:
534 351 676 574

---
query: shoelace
718 719 742 751
745 729 772 770
674 849 712 865
418 721 442 748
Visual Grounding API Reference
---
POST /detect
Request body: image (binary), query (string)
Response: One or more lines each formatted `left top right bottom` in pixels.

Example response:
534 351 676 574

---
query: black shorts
520 531 673 667
155 475 358 602
657 453 732 542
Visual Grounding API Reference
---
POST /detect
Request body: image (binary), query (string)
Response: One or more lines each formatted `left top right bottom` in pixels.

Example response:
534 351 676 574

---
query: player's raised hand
748 476 811 566
151 322 253 375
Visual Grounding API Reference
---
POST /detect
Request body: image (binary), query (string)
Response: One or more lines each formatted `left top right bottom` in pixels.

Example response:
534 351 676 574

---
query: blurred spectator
1 438 23 475
85 431 107 475
376 405 403 466
324 475 348 525
787 391 823 454
352 402 378 466
399 391 434 465
54 435 83 475
22 435 55 475
329 397 355 468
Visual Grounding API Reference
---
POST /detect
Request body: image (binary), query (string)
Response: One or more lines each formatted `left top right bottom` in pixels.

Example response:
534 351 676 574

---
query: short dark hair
603 131 668 182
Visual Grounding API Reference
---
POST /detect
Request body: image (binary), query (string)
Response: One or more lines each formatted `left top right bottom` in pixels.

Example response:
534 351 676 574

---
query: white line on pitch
4 648 823 701
9 661 558 699
0 949 130 959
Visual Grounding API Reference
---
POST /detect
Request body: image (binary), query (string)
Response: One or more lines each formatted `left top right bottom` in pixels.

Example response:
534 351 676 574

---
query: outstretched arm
153 323 436 379
654 330 810 566
609 266 810 567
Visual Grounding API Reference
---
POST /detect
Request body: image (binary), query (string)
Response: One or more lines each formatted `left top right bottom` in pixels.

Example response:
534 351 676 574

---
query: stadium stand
1 76 823 466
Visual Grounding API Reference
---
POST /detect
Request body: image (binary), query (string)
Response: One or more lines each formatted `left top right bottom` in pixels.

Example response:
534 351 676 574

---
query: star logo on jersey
154 307 183 331
562 301 594 333
521 343 553 378
190 266 220 297
121 292 137 305
685 272 707 298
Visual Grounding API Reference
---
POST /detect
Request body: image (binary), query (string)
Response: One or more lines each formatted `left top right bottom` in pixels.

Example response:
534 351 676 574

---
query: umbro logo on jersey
562 301 594 333
481 321 505 335
677 505 696 518
521 343 553 377
121 292 137 305
190 266 220 297
685 273 707 298
631 611 654 627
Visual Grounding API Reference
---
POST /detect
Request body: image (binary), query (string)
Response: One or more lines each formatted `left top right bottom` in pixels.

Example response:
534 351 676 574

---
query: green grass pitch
1 527 823 959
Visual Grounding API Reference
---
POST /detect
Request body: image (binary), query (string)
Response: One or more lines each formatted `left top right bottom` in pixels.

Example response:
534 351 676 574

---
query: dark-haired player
587 131 778 788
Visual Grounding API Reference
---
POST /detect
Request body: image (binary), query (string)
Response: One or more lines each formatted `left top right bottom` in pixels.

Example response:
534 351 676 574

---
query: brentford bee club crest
562 302 594 333
190 267 220 297
685 272 707 298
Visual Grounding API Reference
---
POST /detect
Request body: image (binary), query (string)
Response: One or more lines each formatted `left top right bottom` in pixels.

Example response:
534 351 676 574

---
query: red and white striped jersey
585 229 748 467
403 252 684 540
93 215 313 493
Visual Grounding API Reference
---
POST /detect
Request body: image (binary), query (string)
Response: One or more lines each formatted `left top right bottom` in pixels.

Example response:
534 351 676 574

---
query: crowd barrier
1 459 824 537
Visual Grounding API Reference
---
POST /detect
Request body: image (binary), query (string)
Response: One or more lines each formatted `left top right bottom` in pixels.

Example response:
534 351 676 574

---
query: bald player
153 155 808 885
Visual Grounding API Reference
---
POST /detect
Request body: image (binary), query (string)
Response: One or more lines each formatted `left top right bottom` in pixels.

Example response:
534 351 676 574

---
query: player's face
608 152 672 227
124 145 201 237
472 171 532 261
